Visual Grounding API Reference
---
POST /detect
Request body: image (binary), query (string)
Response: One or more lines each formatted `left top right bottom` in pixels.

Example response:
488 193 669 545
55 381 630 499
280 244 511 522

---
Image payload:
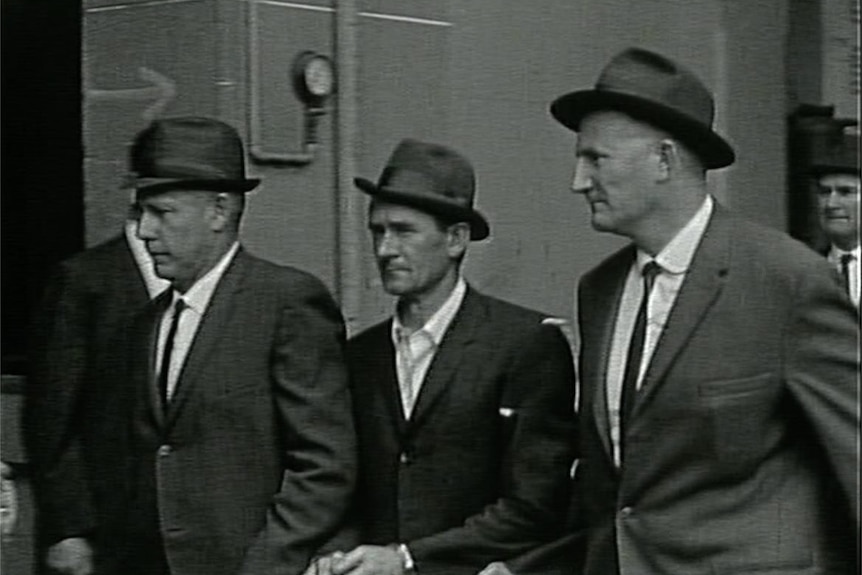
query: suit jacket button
620 506 633 518
399 452 412 465
158 444 172 456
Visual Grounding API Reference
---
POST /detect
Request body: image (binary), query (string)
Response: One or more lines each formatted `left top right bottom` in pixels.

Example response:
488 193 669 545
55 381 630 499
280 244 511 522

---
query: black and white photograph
2 1 859 574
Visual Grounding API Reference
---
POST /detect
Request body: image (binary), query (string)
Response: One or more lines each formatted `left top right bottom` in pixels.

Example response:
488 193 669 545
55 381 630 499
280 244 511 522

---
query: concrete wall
82 0 793 336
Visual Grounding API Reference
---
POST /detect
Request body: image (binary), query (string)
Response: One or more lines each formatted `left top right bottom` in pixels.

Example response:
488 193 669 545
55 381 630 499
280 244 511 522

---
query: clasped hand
306 544 405 575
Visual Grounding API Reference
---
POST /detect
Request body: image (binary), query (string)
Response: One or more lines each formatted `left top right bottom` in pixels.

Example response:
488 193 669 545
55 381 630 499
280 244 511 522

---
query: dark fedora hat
130 116 260 194
550 47 735 169
355 139 490 240
811 128 860 176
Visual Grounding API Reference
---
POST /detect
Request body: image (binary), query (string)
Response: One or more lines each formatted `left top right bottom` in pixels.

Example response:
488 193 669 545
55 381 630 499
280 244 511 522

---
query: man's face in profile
816 173 860 250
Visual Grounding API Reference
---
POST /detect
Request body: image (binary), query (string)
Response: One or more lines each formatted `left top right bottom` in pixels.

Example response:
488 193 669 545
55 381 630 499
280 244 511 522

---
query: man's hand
331 544 405 575
303 551 345 575
478 561 516 575
46 537 94 575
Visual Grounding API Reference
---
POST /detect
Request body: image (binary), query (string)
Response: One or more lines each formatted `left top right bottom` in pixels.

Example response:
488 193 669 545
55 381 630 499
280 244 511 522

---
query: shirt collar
172 242 240 314
124 220 170 299
391 276 468 347
828 244 861 265
636 195 714 275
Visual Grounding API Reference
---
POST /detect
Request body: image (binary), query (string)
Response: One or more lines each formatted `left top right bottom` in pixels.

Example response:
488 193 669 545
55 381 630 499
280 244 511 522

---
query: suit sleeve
408 323 578 568
784 263 860 527
23 264 98 543
240 276 357 575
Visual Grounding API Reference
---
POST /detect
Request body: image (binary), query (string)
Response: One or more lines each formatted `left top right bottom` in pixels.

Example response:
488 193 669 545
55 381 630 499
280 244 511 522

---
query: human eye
579 150 602 165
148 201 177 218
390 223 415 236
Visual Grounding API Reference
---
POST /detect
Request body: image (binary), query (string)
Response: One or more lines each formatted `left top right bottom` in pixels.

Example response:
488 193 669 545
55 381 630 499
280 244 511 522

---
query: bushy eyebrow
817 184 861 195
369 219 417 232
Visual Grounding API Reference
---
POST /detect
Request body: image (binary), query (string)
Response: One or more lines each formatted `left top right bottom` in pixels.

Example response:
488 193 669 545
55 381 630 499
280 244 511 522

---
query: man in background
812 127 860 308
25 195 168 574
312 139 577 575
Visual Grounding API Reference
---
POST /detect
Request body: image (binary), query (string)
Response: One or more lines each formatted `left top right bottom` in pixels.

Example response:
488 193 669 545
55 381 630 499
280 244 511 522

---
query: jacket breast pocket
698 373 780 473
698 372 776 399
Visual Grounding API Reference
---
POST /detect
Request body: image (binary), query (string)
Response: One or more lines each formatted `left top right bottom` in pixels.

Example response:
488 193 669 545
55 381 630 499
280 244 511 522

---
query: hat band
378 167 468 207
143 159 234 180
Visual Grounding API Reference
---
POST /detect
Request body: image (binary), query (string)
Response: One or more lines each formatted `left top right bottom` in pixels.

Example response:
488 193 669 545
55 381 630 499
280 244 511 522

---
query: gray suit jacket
574 205 859 574
123 249 356 575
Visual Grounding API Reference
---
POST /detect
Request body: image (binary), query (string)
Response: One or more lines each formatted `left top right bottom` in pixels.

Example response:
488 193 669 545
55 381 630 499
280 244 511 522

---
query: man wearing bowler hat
811 126 860 308
59 117 356 575
310 139 577 575
496 47 859 575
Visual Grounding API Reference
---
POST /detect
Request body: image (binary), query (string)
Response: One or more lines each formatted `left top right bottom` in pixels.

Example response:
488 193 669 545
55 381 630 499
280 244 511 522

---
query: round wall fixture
292 51 335 107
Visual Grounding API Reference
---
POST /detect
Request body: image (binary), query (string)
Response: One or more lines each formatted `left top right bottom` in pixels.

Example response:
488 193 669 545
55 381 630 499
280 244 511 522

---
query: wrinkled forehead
368 199 439 226
577 110 668 150
136 188 218 208
817 173 861 191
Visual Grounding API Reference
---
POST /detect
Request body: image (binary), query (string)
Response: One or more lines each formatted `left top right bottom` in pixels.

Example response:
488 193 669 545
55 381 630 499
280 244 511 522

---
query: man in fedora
811 126 860 308
495 47 859 575
310 139 577 575
37 116 357 575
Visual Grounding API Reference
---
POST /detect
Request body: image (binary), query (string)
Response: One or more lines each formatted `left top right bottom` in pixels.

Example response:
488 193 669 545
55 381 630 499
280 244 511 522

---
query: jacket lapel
144 291 172 429
406 287 484 431
632 206 731 418
585 249 633 465
164 249 247 428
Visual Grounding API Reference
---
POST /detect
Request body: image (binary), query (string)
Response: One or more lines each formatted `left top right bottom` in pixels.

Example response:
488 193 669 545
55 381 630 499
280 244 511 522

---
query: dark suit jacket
117 249 356 575
25 234 151 548
570 205 859 574
347 288 577 575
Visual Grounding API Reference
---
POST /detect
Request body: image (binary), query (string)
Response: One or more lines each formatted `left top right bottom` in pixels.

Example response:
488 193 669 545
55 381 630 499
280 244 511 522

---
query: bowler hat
810 129 860 176
550 47 735 169
355 139 490 240
130 116 260 194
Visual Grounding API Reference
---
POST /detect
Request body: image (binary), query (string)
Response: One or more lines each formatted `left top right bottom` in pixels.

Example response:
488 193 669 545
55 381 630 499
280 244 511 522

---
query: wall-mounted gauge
292 51 335 107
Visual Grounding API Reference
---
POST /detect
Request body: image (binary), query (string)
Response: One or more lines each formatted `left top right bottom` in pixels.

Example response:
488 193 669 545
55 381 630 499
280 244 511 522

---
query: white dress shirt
391 277 467 419
827 245 860 308
606 196 714 466
156 242 240 400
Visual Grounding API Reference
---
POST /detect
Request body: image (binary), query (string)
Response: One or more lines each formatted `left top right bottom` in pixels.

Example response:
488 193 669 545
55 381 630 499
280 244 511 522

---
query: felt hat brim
355 176 490 241
551 89 735 170
135 177 261 195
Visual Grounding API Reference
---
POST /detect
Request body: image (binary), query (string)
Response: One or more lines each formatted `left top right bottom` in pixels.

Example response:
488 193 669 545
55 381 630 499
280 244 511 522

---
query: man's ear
210 193 231 231
447 222 471 259
656 139 678 182
448 222 470 258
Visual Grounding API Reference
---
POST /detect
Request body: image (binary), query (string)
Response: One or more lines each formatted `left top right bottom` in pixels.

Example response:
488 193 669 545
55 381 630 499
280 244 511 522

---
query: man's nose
137 211 157 240
375 232 399 258
571 158 592 194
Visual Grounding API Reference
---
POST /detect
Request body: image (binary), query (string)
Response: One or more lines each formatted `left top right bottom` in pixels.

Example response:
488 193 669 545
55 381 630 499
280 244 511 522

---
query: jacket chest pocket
698 373 781 473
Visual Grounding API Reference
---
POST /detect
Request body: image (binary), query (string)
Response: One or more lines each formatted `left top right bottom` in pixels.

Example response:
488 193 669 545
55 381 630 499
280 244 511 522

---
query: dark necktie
158 299 186 409
839 254 853 296
620 261 660 458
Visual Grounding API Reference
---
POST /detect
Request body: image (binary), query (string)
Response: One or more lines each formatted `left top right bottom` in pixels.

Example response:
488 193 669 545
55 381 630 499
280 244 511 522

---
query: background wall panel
83 0 219 245
78 0 793 335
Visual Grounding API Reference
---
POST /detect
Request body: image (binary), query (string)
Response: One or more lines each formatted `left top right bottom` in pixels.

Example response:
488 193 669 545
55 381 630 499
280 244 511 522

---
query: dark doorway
2 0 84 375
